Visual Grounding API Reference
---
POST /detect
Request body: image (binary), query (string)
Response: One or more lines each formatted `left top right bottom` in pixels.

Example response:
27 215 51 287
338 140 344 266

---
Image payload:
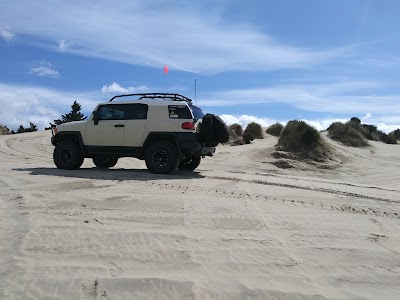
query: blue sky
1 0 400 132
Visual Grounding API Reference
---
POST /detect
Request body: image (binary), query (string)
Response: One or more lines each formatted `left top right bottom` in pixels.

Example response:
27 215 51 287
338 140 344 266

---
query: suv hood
57 120 87 132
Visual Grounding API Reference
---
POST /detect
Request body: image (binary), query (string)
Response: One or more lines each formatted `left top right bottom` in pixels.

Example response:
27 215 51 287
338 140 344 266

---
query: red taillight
54 127 58 134
181 122 195 130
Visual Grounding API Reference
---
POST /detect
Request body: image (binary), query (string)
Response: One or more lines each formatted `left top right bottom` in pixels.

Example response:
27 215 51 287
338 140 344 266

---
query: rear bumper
176 132 201 151
175 132 215 156
201 146 216 156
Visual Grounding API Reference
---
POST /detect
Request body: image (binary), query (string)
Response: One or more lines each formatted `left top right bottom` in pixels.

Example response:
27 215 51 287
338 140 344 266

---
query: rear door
124 104 149 147
86 104 127 146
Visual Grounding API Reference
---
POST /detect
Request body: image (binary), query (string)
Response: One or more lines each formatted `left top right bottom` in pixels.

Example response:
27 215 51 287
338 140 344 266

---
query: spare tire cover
199 114 229 147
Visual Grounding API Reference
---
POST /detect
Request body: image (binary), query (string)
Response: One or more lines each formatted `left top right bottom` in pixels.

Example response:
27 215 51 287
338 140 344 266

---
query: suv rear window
126 103 148 120
168 105 193 119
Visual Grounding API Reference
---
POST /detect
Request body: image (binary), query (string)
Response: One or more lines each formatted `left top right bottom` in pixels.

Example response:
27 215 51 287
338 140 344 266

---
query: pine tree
17 125 25 133
25 122 38 132
16 122 38 133
54 101 87 125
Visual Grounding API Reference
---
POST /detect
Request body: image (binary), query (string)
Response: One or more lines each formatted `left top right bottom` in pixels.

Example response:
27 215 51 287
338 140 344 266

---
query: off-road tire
93 156 118 168
145 141 178 174
178 154 201 171
53 140 84 170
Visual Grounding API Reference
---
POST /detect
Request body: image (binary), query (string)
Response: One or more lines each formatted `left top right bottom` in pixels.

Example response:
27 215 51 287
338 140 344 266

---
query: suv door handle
114 124 125 128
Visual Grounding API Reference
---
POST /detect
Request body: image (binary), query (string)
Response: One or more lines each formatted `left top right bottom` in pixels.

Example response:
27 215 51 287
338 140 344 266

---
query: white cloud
29 65 60 78
362 113 372 120
299 118 348 131
220 114 276 128
0 27 15 42
375 123 400 133
0 1 349 73
0 82 152 131
0 83 100 131
200 82 400 115
101 82 149 94
58 40 70 52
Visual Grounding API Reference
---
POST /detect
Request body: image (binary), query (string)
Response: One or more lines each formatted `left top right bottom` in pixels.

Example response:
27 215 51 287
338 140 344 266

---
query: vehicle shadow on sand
13 167 205 181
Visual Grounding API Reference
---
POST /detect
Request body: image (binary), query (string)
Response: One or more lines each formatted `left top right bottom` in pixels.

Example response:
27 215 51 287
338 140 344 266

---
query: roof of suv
98 98 190 106
111 93 192 102
99 93 195 107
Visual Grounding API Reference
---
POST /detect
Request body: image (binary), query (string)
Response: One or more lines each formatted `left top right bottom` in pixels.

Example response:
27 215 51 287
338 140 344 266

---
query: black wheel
53 140 84 170
145 141 178 174
178 154 201 171
93 156 118 168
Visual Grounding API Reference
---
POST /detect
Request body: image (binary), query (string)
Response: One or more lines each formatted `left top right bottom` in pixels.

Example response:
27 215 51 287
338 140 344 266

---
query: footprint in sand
367 233 388 242
80 280 98 300
81 280 111 300
107 261 124 277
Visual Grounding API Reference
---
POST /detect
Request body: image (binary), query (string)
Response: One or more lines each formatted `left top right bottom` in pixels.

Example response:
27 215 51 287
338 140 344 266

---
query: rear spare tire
145 141 178 174
199 114 229 147
53 140 84 170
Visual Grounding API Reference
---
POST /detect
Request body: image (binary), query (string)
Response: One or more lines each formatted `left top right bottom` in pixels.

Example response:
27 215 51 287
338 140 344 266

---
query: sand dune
1 131 399 299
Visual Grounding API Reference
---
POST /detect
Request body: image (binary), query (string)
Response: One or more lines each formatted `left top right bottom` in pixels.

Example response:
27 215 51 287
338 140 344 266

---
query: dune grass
327 122 369 147
266 122 284 137
277 120 331 161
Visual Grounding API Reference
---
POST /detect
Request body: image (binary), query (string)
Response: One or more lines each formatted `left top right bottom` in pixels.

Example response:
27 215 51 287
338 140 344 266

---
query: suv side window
168 105 193 119
97 104 126 120
126 104 148 120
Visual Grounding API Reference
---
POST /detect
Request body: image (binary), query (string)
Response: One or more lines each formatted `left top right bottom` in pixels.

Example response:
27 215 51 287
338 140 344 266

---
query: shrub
327 122 368 147
390 129 400 140
226 126 244 146
381 132 398 144
327 122 341 132
279 120 321 152
358 124 382 141
243 122 263 139
242 132 254 144
230 138 245 146
277 120 331 161
348 117 361 129
266 122 284 137
0 124 10 135
16 122 38 134
228 123 243 137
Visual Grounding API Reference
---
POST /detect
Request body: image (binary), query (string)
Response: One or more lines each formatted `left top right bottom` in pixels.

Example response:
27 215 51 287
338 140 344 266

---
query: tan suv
51 93 228 174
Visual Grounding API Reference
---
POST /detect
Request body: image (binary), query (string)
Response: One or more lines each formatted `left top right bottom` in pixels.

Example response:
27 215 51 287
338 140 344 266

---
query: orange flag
164 65 169 74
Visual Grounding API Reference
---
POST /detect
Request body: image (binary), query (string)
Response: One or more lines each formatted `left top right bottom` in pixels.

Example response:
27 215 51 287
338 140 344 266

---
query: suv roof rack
109 93 193 103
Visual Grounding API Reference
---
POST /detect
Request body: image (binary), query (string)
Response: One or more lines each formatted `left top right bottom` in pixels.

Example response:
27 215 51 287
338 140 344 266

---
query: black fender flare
52 131 85 154
143 132 183 158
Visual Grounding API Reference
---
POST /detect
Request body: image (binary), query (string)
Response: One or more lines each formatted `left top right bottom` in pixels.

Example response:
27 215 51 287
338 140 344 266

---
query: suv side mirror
93 111 99 125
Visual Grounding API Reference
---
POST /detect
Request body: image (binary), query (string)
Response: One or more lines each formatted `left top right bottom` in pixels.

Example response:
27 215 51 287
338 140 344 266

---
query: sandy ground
0 131 399 299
